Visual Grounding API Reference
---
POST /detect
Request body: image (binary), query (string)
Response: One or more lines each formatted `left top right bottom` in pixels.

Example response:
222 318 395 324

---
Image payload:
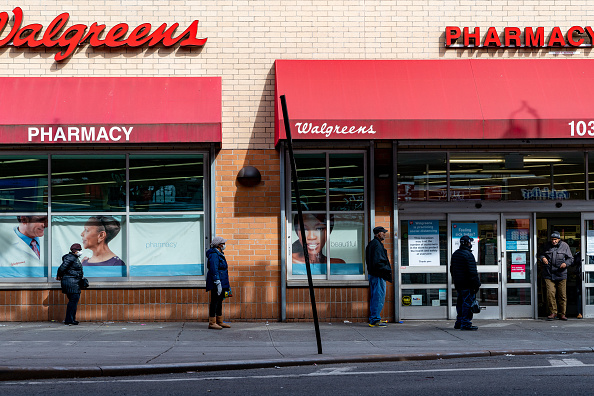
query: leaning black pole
280 95 322 355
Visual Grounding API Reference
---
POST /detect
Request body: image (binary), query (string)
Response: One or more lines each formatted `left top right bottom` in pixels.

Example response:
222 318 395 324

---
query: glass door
399 216 448 319
449 214 501 320
502 214 534 318
581 214 594 318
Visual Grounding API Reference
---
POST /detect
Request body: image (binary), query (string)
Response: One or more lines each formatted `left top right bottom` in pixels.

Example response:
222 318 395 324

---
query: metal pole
280 95 322 354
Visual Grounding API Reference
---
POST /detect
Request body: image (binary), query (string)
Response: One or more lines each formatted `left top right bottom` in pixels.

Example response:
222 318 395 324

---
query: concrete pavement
0 319 592 380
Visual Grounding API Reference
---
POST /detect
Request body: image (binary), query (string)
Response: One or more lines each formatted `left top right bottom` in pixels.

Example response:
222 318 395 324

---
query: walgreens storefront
0 77 221 321
276 59 594 321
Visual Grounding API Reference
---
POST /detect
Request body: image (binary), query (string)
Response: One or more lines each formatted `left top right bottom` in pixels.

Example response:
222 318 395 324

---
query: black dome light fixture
237 166 262 187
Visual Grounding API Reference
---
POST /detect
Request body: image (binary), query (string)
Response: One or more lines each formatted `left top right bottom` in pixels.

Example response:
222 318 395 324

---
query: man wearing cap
539 231 574 321
450 235 481 330
365 226 393 327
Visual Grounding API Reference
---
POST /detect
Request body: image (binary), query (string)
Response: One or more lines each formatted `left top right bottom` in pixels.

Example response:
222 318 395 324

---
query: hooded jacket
539 240 574 281
57 252 84 294
450 244 481 291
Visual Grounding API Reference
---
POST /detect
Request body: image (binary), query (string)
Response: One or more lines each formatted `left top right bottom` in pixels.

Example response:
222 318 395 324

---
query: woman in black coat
56 243 84 325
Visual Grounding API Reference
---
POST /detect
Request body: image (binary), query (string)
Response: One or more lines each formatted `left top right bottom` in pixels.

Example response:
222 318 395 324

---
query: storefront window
129 155 204 212
292 154 326 212
0 153 207 282
290 152 366 280
449 152 585 201
0 156 48 212
52 155 126 212
397 153 446 201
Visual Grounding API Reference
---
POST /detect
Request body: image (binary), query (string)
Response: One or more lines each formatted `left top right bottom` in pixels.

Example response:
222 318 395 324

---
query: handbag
79 278 89 289
222 287 232 298
471 298 481 314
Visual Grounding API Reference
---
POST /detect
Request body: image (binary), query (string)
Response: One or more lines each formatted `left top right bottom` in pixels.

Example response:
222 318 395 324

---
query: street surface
1 353 592 395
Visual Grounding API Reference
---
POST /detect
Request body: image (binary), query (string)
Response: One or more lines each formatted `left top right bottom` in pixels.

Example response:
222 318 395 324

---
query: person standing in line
450 235 481 331
206 236 231 330
365 226 392 327
539 231 573 321
56 243 84 326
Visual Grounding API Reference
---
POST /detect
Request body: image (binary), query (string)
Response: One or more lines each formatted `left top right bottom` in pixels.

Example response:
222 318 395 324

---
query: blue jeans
65 293 80 324
455 289 475 328
368 274 386 324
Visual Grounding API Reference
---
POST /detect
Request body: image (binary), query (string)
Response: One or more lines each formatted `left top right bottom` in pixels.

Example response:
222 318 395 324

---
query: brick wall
215 149 281 321
3 1 593 151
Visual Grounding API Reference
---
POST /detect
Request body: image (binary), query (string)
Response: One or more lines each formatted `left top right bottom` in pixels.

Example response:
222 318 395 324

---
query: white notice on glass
408 220 440 266
588 230 594 255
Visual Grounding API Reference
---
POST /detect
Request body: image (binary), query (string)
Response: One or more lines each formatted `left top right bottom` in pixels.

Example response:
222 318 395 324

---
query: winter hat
551 231 561 239
210 236 227 247
70 243 82 252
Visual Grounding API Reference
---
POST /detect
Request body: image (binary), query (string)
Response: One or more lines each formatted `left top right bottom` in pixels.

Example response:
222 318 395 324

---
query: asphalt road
1 353 593 395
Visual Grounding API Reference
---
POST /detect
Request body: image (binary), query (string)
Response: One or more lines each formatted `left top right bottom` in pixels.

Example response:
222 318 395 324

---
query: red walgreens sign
445 26 594 47
0 7 207 61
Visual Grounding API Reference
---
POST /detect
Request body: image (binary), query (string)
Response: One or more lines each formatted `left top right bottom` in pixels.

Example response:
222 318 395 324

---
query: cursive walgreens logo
0 7 207 61
295 122 376 138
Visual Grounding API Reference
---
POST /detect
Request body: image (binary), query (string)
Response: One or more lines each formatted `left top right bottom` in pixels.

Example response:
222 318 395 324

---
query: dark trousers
455 289 475 328
209 289 224 317
65 293 80 323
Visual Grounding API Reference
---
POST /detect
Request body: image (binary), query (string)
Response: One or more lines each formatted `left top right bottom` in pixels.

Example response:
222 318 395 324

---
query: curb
1 347 593 381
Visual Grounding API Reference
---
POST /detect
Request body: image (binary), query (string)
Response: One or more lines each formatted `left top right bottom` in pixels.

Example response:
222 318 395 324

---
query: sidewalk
0 319 592 380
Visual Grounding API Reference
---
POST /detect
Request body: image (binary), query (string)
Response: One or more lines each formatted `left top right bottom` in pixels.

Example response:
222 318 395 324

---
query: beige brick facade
3 1 594 149
1 1 593 322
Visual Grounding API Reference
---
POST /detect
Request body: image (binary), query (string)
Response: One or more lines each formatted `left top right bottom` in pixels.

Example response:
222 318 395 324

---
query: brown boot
216 316 231 328
208 317 222 330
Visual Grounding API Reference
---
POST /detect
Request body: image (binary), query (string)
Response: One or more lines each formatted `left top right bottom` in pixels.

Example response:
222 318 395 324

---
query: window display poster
511 252 526 265
291 213 365 276
411 294 423 306
408 220 440 266
128 215 204 276
0 215 48 277
329 214 365 275
452 223 479 262
588 229 594 255
52 215 127 277
511 264 526 280
506 228 529 251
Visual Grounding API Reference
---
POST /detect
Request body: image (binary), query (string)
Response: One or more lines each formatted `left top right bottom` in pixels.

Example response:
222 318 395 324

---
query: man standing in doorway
450 235 481 331
365 226 393 327
539 231 573 321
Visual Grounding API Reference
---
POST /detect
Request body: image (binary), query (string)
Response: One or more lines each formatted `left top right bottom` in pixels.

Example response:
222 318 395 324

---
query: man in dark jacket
539 231 573 321
450 235 481 331
365 226 392 327
56 243 84 326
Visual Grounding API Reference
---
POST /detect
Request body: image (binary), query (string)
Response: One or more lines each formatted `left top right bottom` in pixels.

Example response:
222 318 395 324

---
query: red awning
0 77 221 144
275 59 593 144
